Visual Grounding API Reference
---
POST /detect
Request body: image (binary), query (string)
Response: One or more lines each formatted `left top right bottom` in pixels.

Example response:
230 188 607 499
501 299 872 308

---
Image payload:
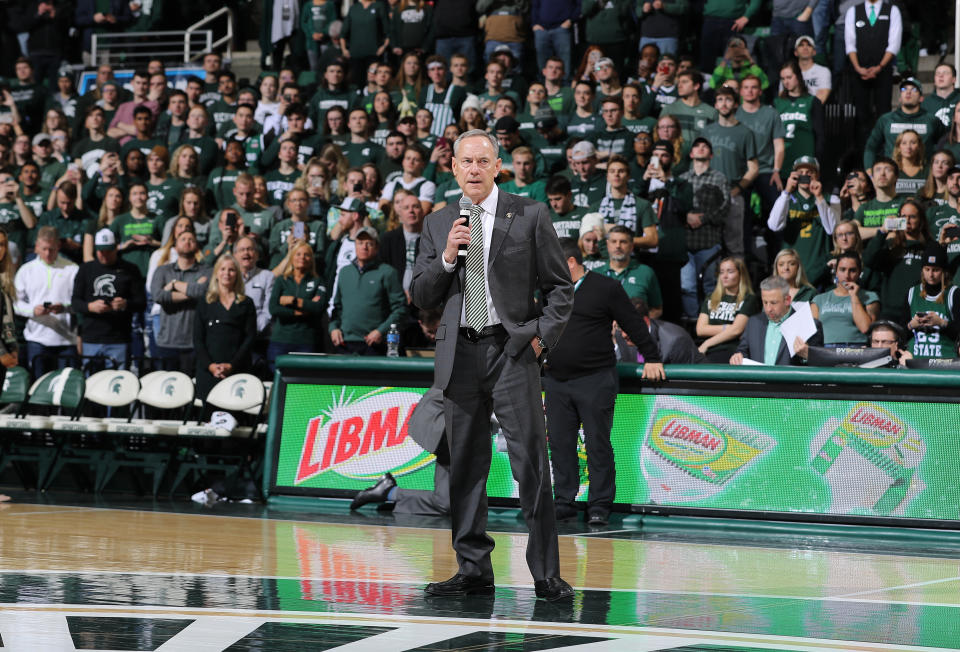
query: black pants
444 330 559 582
543 367 618 511
700 16 737 72
851 63 894 149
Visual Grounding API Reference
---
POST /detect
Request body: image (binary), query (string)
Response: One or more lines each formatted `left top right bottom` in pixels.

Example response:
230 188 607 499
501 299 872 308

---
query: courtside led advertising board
271 381 960 522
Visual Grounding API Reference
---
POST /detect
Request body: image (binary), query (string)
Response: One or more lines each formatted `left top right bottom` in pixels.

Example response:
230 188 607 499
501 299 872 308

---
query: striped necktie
464 204 489 332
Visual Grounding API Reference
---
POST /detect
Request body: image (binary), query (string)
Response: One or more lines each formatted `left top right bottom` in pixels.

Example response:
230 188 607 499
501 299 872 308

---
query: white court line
833 575 960 599
0 508 96 517
2 570 960 609
0 605 948 652
567 528 638 536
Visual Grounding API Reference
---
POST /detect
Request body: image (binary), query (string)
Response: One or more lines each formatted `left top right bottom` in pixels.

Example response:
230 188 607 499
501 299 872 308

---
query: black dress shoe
350 472 396 510
587 509 609 526
534 577 574 601
424 573 495 596
554 502 577 520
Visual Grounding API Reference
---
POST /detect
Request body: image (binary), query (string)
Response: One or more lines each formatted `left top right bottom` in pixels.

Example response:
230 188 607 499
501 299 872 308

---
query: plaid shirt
679 166 730 252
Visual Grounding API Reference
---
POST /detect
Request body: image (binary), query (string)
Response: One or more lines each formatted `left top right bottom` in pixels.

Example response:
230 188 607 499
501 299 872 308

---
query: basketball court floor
0 496 958 651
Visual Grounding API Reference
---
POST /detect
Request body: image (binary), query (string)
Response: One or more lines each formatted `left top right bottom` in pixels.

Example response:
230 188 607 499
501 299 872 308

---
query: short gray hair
759 275 790 297
453 129 499 158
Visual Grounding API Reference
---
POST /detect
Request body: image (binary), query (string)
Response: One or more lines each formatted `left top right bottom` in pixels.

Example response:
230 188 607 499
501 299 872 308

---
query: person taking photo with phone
904 243 960 359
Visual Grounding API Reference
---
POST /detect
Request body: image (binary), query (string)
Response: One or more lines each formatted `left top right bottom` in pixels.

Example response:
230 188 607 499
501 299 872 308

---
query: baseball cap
534 106 558 130
795 35 815 49
570 141 597 161
94 228 116 251
354 226 379 241
492 44 515 60
793 155 820 172
32 133 51 147
594 57 615 72
494 116 520 133
690 136 713 152
339 196 366 213
900 77 923 92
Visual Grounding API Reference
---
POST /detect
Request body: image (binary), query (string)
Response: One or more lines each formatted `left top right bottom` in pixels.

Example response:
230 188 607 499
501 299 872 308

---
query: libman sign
272 383 960 521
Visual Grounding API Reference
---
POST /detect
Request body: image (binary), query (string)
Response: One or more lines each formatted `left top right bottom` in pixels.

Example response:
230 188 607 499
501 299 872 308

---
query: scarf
598 192 638 231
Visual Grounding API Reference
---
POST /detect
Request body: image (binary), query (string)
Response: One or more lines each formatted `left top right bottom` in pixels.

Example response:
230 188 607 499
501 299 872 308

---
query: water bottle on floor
387 324 400 358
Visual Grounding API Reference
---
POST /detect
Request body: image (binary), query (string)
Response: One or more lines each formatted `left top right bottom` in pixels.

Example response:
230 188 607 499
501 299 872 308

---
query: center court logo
295 389 431 484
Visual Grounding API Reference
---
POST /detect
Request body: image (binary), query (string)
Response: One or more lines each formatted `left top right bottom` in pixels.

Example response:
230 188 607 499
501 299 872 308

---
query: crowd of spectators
0 0 955 403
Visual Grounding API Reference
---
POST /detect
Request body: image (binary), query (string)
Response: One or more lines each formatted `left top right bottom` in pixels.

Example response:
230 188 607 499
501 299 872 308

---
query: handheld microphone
458 195 472 258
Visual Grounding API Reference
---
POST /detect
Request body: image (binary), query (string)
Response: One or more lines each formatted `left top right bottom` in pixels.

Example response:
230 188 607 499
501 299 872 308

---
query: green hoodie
703 0 762 20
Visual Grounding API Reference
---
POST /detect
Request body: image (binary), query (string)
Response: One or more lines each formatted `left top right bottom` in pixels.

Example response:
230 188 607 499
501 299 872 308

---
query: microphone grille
458 196 473 209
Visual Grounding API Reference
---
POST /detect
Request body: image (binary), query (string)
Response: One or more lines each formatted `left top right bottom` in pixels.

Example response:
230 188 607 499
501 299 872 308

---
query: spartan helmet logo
109 375 124 394
162 378 177 396
93 274 117 298
231 379 246 398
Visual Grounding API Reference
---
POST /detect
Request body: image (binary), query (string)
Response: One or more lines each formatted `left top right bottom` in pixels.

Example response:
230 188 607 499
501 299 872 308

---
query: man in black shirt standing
543 238 665 527
70 229 146 370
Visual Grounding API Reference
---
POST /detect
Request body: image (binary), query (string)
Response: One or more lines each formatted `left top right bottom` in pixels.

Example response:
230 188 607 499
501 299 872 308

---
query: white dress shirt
442 184 502 328
845 1 902 57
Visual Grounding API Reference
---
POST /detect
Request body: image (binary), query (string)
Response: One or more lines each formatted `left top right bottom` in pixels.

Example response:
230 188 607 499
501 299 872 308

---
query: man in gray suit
730 276 824 365
411 129 575 601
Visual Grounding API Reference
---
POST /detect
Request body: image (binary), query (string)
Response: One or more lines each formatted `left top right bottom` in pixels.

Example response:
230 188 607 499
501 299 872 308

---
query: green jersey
907 284 959 358
778 191 831 286
775 94 817 173
571 171 606 209
895 167 929 198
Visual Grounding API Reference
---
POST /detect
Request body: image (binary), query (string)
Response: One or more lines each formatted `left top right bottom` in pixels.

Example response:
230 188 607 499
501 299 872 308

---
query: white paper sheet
781 302 817 357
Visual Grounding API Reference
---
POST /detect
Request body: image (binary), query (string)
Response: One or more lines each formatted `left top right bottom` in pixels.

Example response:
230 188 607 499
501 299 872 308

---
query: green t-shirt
661 100 718 145
341 140 385 168
549 206 587 239
700 121 757 183
146 177 185 222
735 105 786 174
591 127 633 161
565 112 599 138
571 171 606 209
700 292 761 353
264 169 300 205
500 179 548 203
852 197 903 229
895 167 929 198
205 167 240 211
812 289 879 345
595 260 662 308
208 99 237 133
110 212 161 276
546 87 574 115
0 201 28 255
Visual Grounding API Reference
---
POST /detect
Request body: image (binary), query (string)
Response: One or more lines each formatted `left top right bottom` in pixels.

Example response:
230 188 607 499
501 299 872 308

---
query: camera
797 174 811 185
353 181 363 193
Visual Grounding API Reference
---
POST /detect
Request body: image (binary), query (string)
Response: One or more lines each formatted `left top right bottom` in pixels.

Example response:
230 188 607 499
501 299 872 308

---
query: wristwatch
537 336 547 351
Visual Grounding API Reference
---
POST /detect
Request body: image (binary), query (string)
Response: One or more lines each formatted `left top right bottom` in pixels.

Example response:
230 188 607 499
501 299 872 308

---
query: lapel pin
506 212 513 220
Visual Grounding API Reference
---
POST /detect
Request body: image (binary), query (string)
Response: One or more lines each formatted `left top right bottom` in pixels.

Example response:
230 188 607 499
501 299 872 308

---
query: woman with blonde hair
319 143 349 196
774 248 817 301
83 185 127 262
696 257 760 362
169 144 205 189
0 227 19 376
892 129 928 197
268 241 326 370
194 253 256 401
920 149 955 205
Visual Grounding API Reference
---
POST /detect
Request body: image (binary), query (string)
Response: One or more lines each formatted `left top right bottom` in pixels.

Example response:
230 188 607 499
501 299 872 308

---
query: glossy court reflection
0 501 958 650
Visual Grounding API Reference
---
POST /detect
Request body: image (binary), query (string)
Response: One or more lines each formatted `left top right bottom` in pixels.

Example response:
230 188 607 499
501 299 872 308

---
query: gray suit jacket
410 190 574 390
408 387 444 454
735 308 825 365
